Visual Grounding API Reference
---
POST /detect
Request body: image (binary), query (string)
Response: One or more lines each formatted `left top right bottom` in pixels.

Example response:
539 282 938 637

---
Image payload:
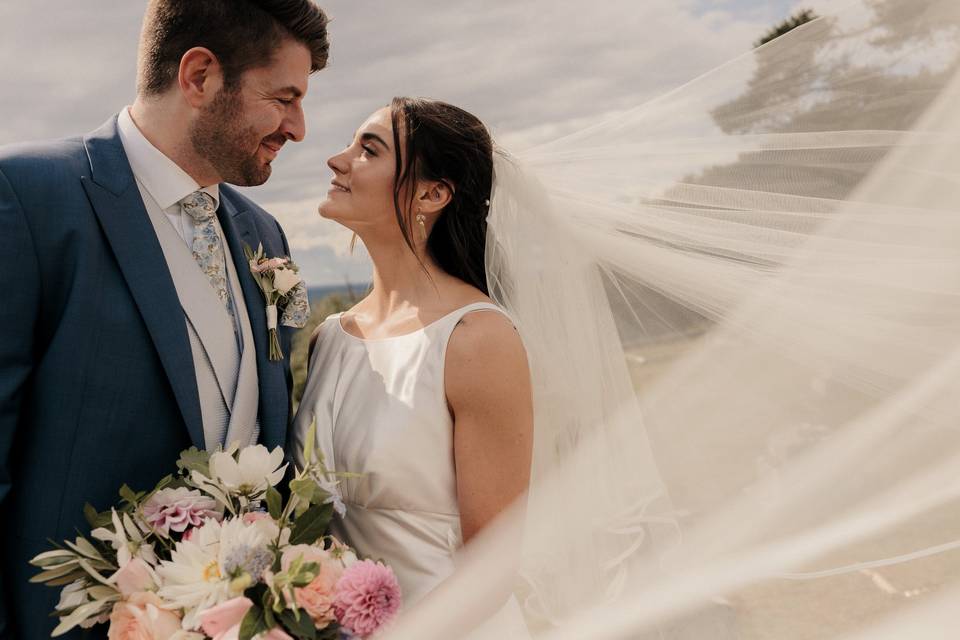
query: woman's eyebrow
360 131 391 150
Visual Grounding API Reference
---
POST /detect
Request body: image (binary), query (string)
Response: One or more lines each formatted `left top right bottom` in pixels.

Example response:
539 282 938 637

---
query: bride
294 1 960 638
290 98 533 633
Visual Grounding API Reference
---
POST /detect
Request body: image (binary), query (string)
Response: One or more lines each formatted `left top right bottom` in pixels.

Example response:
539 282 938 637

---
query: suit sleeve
0 166 39 638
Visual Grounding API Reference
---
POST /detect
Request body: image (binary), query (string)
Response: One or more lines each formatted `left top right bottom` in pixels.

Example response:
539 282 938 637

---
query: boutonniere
243 242 310 360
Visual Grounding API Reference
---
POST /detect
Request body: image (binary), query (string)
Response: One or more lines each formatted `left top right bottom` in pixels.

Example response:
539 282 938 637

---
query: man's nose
281 103 306 142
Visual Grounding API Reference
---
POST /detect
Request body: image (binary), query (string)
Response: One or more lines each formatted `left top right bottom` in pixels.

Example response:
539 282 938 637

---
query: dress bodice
291 302 520 607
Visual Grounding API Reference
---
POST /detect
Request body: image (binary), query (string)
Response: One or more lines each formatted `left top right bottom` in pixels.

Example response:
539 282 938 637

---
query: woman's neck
360 233 447 321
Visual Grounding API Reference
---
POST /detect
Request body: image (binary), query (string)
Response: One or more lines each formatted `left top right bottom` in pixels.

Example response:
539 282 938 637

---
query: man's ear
416 180 454 215
178 47 224 108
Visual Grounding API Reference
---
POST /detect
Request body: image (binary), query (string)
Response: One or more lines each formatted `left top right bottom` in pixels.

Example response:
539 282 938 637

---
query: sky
0 0 803 286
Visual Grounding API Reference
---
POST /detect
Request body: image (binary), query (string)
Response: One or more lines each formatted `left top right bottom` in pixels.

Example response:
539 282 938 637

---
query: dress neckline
335 302 502 343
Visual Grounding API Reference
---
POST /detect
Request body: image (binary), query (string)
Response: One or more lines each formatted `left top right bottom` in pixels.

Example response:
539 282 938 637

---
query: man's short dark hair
138 0 330 96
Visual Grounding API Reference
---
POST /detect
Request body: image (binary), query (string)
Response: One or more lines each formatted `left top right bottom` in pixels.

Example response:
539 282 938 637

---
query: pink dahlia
141 487 220 537
333 560 402 638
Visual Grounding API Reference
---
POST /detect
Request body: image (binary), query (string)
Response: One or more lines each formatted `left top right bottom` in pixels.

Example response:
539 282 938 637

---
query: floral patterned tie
180 191 236 321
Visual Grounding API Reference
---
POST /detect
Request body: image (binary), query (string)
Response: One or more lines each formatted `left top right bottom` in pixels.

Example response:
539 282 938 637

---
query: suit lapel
217 194 288 448
82 117 205 448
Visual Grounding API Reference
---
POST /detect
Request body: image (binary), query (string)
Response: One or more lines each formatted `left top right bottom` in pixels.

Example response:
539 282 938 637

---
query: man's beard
190 87 273 187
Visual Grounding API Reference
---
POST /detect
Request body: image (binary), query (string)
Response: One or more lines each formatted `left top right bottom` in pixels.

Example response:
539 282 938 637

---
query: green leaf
118 484 144 506
30 562 84 584
238 603 269 640
47 572 93 587
289 477 324 506
279 608 319 640
289 503 333 546
83 503 100 528
51 600 111 637
265 486 283 520
63 537 105 563
86 585 120 601
177 447 212 476
316 623 342 640
152 474 174 493
30 549 78 567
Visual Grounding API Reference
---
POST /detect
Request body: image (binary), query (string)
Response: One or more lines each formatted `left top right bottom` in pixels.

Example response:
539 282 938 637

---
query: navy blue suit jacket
0 116 295 639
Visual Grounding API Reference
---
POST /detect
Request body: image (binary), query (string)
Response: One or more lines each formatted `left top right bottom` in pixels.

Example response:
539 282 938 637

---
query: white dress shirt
116 106 221 249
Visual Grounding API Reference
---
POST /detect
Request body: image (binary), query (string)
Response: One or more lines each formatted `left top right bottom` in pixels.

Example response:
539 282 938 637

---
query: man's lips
260 136 286 158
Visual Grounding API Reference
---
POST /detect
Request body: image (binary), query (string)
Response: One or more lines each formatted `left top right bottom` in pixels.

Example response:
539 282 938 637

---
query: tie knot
180 191 217 222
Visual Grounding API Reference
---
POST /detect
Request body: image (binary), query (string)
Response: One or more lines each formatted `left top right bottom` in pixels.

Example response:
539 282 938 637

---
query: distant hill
306 283 370 303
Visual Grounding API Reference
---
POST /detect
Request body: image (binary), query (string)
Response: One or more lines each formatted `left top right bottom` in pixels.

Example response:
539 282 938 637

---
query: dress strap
443 302 514 327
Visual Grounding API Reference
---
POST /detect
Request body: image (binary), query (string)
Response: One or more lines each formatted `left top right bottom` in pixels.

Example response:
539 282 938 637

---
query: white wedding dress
291 301 530 637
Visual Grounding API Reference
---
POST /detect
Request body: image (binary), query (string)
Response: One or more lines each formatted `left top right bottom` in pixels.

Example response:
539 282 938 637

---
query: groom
0 1 328 637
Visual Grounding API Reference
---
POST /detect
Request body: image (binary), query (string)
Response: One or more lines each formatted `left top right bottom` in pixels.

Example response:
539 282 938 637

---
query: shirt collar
117 107 220 211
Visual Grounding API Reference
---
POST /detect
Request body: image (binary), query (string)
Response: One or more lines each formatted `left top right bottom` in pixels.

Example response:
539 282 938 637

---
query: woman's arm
445 311 534 543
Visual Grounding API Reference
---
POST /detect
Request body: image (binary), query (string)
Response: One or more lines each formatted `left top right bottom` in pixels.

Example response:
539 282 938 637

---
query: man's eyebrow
360 132 391 150
275 85 304 98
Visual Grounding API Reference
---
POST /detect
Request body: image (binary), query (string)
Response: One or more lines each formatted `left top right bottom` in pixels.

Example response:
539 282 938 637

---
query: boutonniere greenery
243 242 310 361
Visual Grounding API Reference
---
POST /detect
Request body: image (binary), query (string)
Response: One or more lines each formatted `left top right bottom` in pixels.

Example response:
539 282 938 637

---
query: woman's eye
361 145 377 156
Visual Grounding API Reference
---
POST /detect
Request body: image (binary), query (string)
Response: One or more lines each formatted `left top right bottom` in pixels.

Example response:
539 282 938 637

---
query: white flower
157 519 231 629
157 516 279 630
91 509 157 567
272 267 302 296
209 444 287 497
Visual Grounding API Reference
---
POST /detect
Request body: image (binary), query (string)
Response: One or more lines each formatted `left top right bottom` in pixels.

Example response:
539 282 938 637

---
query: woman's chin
317 200 337 219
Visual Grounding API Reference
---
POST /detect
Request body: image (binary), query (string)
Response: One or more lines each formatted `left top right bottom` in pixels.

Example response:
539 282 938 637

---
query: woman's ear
416 180 454 214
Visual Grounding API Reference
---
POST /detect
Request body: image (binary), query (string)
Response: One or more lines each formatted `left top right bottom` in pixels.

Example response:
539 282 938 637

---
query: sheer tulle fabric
385 0 960 637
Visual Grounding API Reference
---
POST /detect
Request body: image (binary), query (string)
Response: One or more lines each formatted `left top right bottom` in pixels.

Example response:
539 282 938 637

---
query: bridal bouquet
30 427 401 639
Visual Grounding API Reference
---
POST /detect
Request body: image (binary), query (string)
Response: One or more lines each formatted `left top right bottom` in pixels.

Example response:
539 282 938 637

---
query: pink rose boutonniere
243 242 310 360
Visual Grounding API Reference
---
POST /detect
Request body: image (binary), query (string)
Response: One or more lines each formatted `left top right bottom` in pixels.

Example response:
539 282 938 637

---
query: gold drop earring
416 210 427 241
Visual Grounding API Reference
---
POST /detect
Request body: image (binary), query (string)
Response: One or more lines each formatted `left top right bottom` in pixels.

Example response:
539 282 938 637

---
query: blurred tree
754 9 818 48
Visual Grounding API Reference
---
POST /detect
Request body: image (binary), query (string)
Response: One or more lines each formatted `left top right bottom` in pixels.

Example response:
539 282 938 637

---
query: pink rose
112 558 156 597
280 545 343 626
199 598 294 640
108 592 181 640
199 597 251 640
333 560 402 638
251 257 288 273
142 488 220 537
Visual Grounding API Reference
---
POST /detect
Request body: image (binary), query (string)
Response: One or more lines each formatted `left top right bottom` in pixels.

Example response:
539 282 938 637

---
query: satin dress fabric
292 302 529 636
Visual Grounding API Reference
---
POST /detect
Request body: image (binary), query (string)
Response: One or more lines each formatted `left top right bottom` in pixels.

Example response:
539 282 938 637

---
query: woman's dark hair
390 97 494 295
138 0 329 96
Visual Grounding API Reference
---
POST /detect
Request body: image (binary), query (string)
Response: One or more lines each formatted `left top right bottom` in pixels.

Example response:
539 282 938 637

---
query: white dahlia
157 516 279 629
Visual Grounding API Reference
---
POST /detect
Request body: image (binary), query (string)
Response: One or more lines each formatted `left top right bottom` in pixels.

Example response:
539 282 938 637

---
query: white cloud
0 0 783 284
